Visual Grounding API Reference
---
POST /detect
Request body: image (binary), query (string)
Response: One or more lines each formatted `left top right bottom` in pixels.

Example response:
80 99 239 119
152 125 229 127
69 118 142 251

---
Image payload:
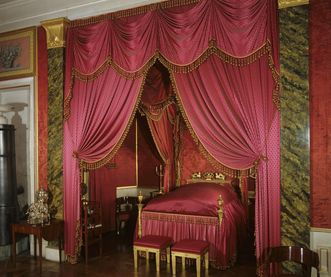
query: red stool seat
134 235 172 249
133 235 172 272
172 240 209 255
171 240 209 277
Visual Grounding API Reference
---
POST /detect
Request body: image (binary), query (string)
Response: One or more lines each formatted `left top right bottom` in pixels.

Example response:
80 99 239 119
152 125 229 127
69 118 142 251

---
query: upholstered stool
171 240 209 277
133 235 172 272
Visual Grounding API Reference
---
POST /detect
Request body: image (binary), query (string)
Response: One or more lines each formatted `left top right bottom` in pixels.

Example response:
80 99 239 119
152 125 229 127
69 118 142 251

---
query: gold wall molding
278 0 309 9
41 17 70 49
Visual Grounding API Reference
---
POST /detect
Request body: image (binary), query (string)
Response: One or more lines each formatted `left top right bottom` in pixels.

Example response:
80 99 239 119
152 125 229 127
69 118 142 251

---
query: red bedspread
144 182 239 216
140 182 246 269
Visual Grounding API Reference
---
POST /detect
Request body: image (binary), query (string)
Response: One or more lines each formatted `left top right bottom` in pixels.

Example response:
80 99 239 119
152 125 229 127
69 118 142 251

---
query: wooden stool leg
166 247 170 264
155 250 160 272
133 247 138 269
205 251 209 270
182 256 185 270
58 236 62 263
196 256 201 277
146 250 149 262
172 254 176 275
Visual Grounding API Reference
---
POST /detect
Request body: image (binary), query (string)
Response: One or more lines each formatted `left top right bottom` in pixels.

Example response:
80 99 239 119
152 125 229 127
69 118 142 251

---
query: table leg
34 235 37 259
58 235 62 263
12 227 16 267
38 234 42 273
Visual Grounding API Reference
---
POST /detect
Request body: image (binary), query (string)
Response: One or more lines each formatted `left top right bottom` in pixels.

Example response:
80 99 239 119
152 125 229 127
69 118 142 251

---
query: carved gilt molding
278 0 309 9
41 17 70 49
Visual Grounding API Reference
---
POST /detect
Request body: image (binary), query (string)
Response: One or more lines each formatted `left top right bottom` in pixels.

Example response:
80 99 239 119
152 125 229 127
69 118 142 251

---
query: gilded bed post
137 191 144 238
217 195 224 225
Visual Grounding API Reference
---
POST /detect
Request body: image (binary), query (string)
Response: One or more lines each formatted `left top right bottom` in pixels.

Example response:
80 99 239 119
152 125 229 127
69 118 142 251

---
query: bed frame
136 172 226 239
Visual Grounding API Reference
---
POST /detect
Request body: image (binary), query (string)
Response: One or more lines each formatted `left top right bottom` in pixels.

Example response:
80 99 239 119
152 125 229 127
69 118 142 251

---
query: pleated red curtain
141 66 176 192
63 0 279 264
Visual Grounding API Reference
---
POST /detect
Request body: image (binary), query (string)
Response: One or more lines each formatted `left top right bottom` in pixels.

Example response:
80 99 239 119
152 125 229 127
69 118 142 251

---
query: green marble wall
280 5 309 272
47 48 64 219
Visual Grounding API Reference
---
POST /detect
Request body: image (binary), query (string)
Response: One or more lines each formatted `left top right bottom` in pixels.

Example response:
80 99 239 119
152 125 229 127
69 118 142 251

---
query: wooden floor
0 232 257 276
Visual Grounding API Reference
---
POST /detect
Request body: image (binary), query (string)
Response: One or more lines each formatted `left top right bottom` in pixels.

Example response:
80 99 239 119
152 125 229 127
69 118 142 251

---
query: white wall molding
0 77 35 206
311 228 331 277
0 0 164 33
45 245 64 262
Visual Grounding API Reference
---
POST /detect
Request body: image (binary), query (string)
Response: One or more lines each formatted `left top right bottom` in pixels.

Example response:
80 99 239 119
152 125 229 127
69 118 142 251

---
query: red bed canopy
63 0 280 267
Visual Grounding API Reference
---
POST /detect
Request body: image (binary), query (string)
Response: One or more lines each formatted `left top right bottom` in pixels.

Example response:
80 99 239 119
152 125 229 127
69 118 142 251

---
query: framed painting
0 27 36 80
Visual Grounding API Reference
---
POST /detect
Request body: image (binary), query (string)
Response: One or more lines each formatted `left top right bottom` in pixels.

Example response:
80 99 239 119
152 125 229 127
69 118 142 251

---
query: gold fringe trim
210 253 237 270
78 73 150 170
139 95 175 121
265 40 281 110
70 40 271 86
66 219 82 264
70 0 199 28
142 211 219 226
72 53 158 81
169 71 248 178
65 38 279 170
64 74 74 121
159 40 270 73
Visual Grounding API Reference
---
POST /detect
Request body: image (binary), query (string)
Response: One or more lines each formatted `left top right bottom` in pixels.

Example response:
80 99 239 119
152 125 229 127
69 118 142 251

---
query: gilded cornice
41 17 70 49
278 0 309 9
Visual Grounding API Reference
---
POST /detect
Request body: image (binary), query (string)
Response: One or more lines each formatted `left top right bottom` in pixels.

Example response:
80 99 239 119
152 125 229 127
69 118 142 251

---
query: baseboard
0 236 29 260
310 228 331 277
45 245 64 262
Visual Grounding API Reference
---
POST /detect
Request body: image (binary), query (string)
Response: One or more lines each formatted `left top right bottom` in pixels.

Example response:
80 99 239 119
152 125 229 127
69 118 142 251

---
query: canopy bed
136 178 246 268
63 0 280 271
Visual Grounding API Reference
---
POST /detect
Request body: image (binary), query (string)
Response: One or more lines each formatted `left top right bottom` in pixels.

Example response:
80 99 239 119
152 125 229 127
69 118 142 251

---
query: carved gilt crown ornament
41 17 70 49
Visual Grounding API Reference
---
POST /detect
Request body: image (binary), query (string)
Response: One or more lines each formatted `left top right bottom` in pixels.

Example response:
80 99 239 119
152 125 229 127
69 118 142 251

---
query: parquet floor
0 232 257 276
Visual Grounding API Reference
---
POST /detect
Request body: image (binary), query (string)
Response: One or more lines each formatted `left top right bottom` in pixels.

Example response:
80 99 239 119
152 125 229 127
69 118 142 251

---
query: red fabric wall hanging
310 0 331 228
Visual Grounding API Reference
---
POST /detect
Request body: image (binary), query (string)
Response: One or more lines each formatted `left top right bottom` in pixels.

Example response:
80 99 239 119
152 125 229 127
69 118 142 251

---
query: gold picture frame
0 27 36 80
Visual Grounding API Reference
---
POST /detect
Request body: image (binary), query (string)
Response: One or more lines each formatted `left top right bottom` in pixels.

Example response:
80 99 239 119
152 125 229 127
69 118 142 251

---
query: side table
11 219 64 273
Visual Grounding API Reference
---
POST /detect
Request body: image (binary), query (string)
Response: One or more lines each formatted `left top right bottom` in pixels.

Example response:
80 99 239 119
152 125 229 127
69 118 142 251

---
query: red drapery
141 66 176 192
310 0 331 229
64 0 280 264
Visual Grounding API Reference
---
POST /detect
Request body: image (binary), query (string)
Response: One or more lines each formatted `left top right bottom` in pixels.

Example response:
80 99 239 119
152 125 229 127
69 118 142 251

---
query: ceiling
0 0 11 4
0 0 309 34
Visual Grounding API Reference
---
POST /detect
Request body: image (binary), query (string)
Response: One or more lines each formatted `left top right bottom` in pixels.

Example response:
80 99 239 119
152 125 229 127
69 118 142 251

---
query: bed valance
63 0 280 268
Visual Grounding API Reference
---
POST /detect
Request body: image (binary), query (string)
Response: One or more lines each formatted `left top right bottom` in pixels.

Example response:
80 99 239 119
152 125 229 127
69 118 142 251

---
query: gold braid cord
66 219 82 264
70 0 199 28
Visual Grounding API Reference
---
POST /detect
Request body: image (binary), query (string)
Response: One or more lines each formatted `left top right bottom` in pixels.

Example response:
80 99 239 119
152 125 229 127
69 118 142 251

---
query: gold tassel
66 219 82 264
